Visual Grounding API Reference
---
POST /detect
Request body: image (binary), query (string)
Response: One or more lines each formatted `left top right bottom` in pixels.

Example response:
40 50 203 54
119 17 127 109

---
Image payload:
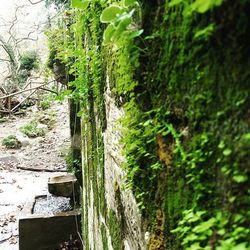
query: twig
27 0 44 4
17 166 67 172
11 89 37 112
0 84 45 100
0 233 13 245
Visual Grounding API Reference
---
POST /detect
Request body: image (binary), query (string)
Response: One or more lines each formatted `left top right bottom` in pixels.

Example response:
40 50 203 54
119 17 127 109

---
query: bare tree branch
27 0 44 4
0 58 10 62
0 4 44 92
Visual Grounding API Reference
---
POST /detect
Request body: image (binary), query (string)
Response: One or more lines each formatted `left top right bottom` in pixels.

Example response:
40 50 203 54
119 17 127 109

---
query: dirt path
0 101 70 249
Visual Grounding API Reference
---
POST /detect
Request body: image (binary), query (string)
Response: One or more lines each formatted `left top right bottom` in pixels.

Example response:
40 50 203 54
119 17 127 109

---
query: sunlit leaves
100 2 143 47
168 0 224 16
71 0 90 9
122 0 137 7
103 24 116 45
233 175 248 183
100 5 123 23
191 0 223 13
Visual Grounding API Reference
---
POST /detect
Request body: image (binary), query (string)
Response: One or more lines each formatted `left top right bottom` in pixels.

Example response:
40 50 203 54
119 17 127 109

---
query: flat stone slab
0 155 18 164
48 174 77 197
19 210 81 250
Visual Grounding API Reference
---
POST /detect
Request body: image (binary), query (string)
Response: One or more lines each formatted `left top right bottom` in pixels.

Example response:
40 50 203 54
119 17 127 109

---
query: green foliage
107 210 123 250
48 0 250 249
65 148 81 173
2 135 21 149
39 94 54 110
71 0 90 9
100 1 143 46
40 99 51 110
20 121 47 138
18 50 39 85
19 50 39 71
169 0 224 16
172 210 250 250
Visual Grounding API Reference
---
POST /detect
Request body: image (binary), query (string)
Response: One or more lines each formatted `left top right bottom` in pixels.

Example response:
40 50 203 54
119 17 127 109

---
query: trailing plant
47 0 250 249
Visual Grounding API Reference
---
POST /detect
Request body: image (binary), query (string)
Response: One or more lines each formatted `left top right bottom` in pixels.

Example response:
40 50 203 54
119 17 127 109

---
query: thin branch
0 58 10 62
27 0 45 4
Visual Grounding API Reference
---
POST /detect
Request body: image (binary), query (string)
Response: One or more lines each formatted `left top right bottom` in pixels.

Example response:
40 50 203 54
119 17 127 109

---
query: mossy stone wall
65 0 250 249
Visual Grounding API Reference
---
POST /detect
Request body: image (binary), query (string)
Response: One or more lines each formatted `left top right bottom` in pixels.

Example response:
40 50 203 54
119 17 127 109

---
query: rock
37 123 47 130
48 174 77 197
16 133 30 147
0 156 18 164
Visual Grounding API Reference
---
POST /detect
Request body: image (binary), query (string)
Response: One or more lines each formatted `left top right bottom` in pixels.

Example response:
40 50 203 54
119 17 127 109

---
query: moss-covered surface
50 0 250 249
107 209 123 250
100 223 109 250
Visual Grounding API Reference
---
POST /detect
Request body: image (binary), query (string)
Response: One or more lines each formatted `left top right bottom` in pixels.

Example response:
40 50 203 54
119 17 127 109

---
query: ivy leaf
127 29 143 39
233 175 248 183
100 5 123 23
193 218 216 233
123 0 138 7
112 15 132 41
103 24 116 45
232 243 248 250
223 148 232 156
71 0 90 9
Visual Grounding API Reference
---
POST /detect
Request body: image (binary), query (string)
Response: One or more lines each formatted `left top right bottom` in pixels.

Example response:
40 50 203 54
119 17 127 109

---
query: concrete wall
81 80 146 250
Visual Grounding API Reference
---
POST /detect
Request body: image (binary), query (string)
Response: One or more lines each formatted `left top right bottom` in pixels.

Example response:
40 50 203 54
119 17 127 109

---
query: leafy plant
2 135 21 149
19 50 39 71
36 110 56 129
169 0 224 16
39 94 55 110
20 121 47 138
100 0 143 47
65 149 81 173
71 0 90 9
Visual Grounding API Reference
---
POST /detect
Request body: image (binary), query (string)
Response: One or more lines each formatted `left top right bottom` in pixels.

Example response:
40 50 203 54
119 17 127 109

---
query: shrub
36 111 56 129
2 135 21 149
40 99 51 110
20 121 47 138
19 51 39 71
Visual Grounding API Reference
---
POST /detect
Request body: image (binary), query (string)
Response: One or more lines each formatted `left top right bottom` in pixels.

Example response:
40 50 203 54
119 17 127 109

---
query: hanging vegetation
46 0 250 249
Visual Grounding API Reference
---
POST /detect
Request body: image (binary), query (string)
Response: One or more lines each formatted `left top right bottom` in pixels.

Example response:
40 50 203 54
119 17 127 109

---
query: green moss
107 209 123 250
101 223 109 250
52 0 250 248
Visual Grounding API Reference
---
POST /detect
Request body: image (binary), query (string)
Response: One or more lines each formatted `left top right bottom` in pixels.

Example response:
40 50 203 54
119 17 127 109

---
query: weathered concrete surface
82 81 146 249
48 174 77 197
103 84 146 250
19 210 81 250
